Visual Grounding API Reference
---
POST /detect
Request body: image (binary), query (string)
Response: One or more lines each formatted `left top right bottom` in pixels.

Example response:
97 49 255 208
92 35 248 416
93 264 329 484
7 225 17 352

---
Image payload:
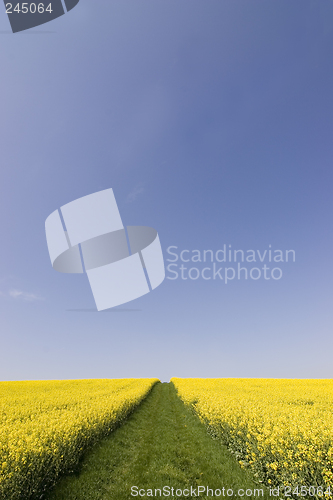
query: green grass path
45 382 269 500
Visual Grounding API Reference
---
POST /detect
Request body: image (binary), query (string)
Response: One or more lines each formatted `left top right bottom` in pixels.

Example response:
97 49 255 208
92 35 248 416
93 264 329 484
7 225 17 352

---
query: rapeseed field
0 378 158 500
172 378 333 496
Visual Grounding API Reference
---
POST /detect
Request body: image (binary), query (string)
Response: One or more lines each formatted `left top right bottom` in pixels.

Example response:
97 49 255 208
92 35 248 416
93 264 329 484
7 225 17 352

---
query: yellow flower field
0 378 158 500
172 378 333 496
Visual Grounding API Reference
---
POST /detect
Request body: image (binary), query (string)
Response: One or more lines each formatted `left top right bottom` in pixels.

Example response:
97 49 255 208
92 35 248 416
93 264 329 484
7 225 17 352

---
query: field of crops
172 378 333 495
0 378 158 500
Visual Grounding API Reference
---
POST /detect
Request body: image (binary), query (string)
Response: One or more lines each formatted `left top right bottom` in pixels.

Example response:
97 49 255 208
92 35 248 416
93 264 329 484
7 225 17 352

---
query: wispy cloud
126 183 145 203
8 289 44 302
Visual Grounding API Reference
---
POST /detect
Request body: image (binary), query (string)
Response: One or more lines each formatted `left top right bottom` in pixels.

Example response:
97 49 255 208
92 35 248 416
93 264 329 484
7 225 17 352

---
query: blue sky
0 0 333 382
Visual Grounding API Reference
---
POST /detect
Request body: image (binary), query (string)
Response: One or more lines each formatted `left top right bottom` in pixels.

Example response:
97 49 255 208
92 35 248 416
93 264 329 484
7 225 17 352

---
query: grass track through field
45 382 269 500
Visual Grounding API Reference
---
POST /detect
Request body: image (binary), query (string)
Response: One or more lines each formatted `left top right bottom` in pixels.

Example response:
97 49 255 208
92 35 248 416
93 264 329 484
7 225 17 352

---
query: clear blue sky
0 0 333 381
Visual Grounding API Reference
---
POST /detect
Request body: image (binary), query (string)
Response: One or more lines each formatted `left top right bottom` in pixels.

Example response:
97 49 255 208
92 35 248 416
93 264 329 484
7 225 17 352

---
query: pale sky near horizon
0 0 333 382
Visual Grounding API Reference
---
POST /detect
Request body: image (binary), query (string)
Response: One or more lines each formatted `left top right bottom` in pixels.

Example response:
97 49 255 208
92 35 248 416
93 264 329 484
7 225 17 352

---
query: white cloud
8 289 44 302
126 183 145 203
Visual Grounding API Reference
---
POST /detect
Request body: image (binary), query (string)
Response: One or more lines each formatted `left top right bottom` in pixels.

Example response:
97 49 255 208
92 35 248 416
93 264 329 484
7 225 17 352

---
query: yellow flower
171 377 333 492
0 378 159 499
